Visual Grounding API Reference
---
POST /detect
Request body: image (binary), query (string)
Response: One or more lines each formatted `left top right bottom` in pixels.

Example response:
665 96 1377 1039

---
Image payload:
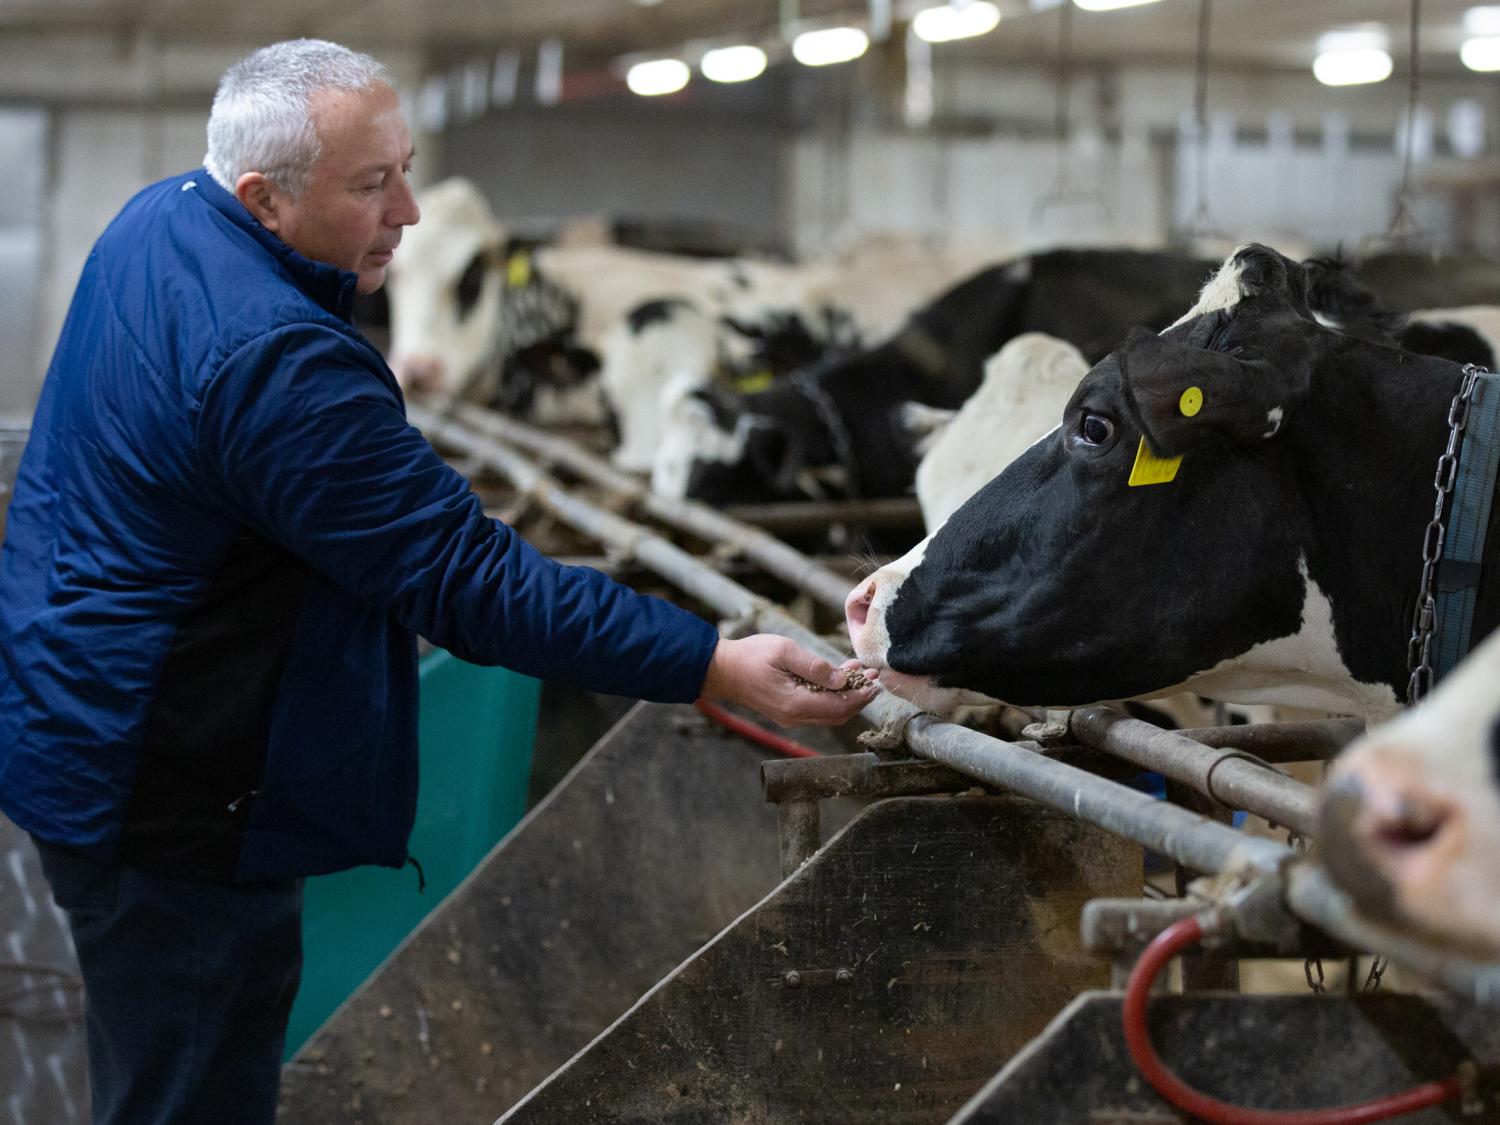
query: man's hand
699 635 880 727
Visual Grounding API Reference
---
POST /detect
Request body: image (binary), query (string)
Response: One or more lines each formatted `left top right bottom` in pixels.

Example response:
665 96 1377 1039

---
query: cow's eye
455 255 488 317
1078 413 1114 446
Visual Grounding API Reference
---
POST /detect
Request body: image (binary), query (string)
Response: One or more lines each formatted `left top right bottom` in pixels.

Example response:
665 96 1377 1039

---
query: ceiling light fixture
626 58 691 96
791 26 870 66
1465 6 1500 35
1462 35 1500 70
1313 28 1392 87
1072 0 1164 12
1313 47 1393 85
700 44 769 83
912 1 1001 43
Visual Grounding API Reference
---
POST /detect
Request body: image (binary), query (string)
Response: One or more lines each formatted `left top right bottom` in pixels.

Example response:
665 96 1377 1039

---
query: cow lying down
1321 627 1500 957
847 243 1498 725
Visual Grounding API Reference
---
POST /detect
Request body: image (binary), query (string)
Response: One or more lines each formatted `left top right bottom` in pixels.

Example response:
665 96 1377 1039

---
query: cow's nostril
845 580 877 634
1373 798 1449 851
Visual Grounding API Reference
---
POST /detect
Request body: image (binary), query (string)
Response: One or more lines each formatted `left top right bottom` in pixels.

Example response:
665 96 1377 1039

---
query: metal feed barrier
279 404 1500 1124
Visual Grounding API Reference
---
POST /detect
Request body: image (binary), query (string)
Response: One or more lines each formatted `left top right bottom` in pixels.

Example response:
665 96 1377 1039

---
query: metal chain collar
1373 362 1488 994
1406 363 1484 707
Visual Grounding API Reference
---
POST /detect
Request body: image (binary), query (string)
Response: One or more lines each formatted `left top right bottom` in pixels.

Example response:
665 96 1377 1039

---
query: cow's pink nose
845 579 876 638
1327 758 1458 860
397 356 446 394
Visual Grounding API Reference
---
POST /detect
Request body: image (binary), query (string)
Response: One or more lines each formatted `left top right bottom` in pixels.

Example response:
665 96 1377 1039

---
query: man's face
269 83 419 294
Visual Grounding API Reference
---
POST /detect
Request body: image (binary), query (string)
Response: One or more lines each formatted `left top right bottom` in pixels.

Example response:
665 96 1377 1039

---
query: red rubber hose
1122 915 1464 1125
695 698 823 759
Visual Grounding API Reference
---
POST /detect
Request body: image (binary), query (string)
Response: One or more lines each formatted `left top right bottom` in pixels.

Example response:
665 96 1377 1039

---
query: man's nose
390 176 421 227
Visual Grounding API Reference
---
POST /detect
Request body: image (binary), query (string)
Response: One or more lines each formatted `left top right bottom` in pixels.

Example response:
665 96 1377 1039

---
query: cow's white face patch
1173 559 1401 720
601 304 719 472
1263 406 1285 438
651 379 747 499
387 180 507 394
1168 245 1251 330
914 330 1085 529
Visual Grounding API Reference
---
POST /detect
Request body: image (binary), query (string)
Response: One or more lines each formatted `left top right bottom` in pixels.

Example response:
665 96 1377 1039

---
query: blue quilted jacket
0 170 719 882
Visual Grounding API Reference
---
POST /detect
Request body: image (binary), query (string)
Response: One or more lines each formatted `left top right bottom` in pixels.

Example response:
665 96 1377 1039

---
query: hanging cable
1186 0 1215 236
1122 914 1465 1124
1386 0 1423 241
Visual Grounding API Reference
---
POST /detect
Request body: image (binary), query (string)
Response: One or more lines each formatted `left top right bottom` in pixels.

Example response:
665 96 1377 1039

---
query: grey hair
204 39 389 197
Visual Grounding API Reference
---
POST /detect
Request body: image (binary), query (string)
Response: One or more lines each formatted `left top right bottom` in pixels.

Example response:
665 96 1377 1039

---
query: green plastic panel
284 649 540 1058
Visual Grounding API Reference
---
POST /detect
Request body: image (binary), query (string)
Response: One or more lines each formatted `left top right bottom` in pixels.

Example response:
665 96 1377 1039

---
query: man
0 40 877 1124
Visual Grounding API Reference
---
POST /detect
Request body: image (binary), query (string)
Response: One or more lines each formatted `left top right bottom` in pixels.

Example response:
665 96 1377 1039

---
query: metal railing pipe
414 408 1500 999
1069 707 1320 837
1172 718 1363 762
443 404 857 611
1284 864 1500 1004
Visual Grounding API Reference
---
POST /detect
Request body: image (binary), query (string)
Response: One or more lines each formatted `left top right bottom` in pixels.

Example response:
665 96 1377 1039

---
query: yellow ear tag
1128 437 1182 487
1179 385 1204 417
506 252 532 288
735 370 774 394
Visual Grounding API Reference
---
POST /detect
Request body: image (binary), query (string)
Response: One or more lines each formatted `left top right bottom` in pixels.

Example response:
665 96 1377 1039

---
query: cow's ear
1118 330 1310 456
1231 244 1313 318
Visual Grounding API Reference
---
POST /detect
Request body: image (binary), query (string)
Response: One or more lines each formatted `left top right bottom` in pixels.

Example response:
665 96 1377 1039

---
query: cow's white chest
1177 561 1402 721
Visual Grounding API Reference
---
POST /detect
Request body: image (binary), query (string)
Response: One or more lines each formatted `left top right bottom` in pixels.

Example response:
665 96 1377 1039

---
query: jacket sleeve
194 323 719 702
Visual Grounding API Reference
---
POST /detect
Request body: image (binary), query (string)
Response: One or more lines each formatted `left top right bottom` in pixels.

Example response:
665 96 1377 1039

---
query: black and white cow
1304 256 1498 369
846 243 1498 722
1357 250 1500 313
1320 626 1500 956
652 249 1218 504
386 179 995 469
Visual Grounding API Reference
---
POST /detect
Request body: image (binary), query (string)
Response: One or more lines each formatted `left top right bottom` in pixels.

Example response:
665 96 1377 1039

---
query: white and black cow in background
652 249 1219 506
846 243 1499 722
383 178 994 468
1320 626 1500 956
908 334 1091 531
387 178 815 427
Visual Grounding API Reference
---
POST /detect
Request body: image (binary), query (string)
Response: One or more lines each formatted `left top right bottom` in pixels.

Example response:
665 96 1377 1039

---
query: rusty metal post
776 799 821 877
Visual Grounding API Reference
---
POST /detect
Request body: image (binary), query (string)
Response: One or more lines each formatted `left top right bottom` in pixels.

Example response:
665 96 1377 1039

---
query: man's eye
1078 414 1114 446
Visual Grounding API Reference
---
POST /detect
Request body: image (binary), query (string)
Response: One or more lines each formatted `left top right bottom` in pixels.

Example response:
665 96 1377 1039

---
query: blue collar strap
1433 367 1500 680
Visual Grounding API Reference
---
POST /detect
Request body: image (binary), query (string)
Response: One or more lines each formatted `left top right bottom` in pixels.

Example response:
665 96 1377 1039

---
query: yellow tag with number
506 252 532 288
1127 436 1182 487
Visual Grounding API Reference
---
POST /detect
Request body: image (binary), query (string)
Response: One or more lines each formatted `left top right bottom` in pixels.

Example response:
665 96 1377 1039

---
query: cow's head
651 378 841 505
847 244 1427 720
386 178 506 395
1320 629 1500 956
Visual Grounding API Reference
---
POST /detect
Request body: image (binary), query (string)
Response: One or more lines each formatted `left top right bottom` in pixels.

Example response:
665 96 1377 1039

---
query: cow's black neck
1298 339 1478 703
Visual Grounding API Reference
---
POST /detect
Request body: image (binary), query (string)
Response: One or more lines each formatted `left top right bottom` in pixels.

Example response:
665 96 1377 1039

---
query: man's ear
235 172 282 232
1117 328 1311 456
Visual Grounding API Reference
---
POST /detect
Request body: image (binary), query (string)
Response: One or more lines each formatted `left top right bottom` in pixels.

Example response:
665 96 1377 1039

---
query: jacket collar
189 170 359 323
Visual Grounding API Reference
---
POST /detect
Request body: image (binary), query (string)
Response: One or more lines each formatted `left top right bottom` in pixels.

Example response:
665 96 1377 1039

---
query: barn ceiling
0 0 1490 76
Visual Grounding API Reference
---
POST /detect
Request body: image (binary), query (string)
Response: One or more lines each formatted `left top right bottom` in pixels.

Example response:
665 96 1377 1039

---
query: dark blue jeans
32 838 303 1125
